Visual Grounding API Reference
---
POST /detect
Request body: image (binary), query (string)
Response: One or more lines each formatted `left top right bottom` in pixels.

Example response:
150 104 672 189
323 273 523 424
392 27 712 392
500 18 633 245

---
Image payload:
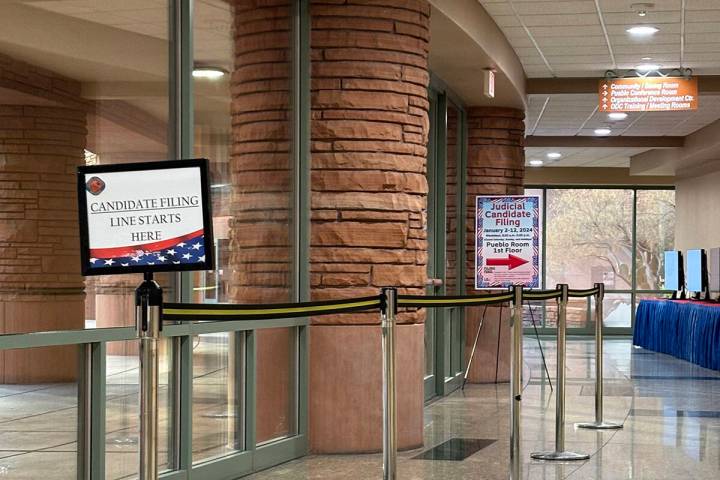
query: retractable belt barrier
160 283 616 480
162 295 382 321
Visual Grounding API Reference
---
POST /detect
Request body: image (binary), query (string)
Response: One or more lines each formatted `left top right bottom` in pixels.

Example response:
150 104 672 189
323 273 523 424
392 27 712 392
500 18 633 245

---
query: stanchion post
381 287 398 480
510 285 523 480
577 283 622 430
531 284 589 462
136 273 162 480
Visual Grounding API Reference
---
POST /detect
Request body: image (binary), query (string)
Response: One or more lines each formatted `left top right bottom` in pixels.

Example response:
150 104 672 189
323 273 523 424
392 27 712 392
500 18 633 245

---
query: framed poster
77 158 214 276
475 195 540 289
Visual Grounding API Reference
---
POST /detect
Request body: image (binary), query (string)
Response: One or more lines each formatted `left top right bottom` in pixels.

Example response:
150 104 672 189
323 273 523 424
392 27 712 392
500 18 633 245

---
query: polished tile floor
248 338 720 480
1 337 718 479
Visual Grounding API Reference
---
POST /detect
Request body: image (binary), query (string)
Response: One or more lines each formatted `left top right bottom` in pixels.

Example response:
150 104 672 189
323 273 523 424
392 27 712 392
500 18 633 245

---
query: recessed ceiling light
594 128 612 136
546 152 562 159
627 25 659 36
192 67 226 79
608 112 628 120
529 159 544 167
636 63 660 72
641 56 653 61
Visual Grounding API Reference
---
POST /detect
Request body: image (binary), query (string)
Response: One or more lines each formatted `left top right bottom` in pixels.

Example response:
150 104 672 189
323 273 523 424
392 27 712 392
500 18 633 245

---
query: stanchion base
576 421 623 430
530 451 590 461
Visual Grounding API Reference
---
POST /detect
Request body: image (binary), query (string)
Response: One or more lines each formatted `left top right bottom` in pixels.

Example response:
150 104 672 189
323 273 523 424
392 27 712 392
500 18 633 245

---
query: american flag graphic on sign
89 231 206 269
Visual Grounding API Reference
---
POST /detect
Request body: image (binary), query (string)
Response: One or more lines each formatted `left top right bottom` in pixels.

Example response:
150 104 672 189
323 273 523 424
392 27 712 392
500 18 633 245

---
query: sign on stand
475 195 540 289
77 158 214 276
599 77 698 113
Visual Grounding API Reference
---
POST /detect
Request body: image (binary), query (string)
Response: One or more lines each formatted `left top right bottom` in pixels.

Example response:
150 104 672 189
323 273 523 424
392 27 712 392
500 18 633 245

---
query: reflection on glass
603 293 632 328
193 0 297 451
446 104 460 295
256 327 297 444
542 298 589 329
445 104 461 379
192 332 244 462
425 316 435 377
636 190 675 290
0 347 78 478
106 340 171 479
547 189 633 289
0 2 171 333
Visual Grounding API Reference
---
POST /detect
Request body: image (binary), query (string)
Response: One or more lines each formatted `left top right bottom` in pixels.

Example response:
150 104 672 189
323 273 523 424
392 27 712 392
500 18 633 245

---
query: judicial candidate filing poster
77 159 214 276
475 195 540 289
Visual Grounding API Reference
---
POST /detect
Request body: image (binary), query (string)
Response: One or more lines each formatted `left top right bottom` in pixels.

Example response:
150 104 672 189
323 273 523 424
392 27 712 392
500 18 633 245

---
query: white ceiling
526 145 649 167
479 0 720 78
479 0 720 168
527 93 720 137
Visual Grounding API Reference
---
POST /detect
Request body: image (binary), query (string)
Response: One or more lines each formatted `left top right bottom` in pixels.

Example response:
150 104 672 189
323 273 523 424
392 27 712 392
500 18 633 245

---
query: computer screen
686 249 705 293
664 250 680 291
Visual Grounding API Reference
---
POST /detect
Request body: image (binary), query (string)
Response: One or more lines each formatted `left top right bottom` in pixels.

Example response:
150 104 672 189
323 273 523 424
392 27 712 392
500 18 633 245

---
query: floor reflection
248 338 720 480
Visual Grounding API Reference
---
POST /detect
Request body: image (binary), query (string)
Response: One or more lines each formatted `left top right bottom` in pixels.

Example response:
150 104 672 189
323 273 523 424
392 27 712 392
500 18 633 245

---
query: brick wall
310 0 431 323
465 106 525 290
0 105 87 382
463 106 525 384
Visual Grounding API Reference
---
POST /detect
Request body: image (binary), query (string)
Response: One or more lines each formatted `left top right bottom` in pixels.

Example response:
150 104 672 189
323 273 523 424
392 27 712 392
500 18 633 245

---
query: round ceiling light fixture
529 159 544 167
608 112 628 120
192 67 226 79
594 128 612 136
636 63 661 72
626 25 659 36
631 3 655 17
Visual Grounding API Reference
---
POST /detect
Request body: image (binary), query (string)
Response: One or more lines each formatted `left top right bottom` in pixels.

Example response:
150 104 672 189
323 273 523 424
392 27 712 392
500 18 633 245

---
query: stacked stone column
309 0 430 453
0 105 86 382
464 106 525 383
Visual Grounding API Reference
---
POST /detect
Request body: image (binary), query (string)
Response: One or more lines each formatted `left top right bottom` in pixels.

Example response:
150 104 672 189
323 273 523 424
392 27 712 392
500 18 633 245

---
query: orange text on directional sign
599 77 698 113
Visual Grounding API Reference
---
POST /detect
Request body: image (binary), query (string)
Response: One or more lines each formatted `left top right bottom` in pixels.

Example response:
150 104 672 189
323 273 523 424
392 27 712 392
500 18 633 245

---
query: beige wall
675 171 720 251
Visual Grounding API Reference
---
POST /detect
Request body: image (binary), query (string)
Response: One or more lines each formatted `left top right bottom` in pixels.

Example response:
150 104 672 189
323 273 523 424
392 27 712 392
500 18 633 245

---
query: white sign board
77 159 214 276
475 195 540 289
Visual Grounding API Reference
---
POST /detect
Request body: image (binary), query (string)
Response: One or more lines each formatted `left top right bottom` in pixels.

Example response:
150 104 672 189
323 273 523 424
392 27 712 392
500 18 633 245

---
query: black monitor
686 249 710 300
710 248 720 295
664 250 685 299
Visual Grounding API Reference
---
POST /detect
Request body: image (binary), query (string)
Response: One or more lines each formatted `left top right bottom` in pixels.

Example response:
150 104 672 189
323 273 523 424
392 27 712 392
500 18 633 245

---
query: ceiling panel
525 146 649 167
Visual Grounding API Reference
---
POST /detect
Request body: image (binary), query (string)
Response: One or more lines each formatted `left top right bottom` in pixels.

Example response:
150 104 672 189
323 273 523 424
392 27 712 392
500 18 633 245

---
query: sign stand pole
577 283 623 430
381 287 398 480
530 284 589 462
509 285 523 480
136 272 162 480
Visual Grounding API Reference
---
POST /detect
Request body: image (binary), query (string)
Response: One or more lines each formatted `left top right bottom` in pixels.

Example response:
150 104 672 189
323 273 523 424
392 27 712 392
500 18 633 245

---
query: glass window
0 346 79 478
0 1 172 334
546 189 633 290
192 0 298 456
528 187 675 332
636 190 675 290
105 340 172 479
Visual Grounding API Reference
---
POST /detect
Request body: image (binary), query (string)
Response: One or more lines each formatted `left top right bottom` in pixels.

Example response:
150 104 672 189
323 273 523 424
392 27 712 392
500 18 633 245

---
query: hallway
248 338 720 480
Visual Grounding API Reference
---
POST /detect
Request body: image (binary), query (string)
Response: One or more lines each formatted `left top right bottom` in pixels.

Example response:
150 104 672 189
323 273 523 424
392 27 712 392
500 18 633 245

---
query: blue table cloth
634 299 720 370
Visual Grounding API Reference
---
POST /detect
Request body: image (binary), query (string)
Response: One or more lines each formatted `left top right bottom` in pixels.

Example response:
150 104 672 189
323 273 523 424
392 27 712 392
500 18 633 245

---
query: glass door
425 90 466 401
424 90 440 401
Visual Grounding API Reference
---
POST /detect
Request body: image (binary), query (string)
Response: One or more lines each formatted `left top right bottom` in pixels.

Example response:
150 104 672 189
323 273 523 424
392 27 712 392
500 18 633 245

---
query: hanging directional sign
475 195 540 289
77 159 214 276
599 77 698 112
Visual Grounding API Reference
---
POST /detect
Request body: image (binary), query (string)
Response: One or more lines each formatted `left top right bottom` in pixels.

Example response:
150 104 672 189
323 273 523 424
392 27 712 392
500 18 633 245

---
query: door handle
425 278 443 287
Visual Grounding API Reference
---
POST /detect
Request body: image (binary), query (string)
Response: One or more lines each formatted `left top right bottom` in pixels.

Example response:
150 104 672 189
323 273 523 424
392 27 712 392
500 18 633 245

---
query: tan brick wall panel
310 0 430 324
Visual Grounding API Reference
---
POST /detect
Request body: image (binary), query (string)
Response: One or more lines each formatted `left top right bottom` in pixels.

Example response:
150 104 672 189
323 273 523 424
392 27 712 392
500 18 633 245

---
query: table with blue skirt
633 299 720 370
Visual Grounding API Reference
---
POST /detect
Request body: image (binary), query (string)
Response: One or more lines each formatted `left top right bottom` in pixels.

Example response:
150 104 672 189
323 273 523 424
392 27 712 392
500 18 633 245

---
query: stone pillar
231 0 295 444
0 105 86 383
309 0 430 453
464 107 525 383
